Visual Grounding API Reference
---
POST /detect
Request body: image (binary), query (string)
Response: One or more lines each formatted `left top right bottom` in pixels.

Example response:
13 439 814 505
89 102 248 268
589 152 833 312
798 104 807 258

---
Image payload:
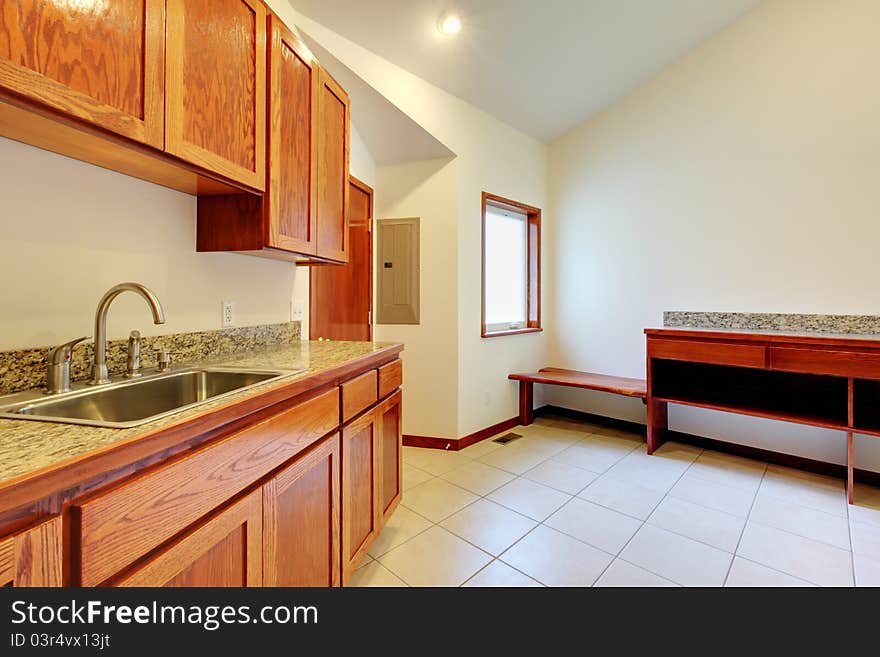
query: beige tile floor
349 415 880 587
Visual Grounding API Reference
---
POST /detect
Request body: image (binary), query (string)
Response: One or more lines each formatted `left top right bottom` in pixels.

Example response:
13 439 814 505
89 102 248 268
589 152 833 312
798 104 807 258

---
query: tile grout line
722 461 767 586
846 483 856 586
588 445 705 587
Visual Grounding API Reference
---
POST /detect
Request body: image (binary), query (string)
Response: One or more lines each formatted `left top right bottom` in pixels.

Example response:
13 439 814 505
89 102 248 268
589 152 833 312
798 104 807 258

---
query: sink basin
0 367 301 428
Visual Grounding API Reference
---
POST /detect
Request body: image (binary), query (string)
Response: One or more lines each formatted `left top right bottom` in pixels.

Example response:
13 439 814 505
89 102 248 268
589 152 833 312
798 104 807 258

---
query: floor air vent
493 432 522 445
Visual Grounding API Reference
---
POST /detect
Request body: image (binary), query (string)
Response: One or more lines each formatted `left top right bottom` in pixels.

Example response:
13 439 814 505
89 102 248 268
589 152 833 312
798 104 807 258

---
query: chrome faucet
90 283 165 385
124 330 142 378
45 336 89 394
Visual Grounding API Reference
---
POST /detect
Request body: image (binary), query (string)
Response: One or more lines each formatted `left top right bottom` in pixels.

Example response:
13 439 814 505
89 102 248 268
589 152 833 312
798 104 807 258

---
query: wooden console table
646 327 880 503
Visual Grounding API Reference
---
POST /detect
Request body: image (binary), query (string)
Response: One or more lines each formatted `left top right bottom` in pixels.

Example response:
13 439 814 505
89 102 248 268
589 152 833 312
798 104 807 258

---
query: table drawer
73 387 340 586
342 369 378 423
770 347 880 379
649 338 766 368
378 359 403 399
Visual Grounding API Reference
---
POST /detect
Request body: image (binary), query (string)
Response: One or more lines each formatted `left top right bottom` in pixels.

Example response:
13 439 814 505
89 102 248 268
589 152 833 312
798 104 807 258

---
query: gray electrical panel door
377 217 420 324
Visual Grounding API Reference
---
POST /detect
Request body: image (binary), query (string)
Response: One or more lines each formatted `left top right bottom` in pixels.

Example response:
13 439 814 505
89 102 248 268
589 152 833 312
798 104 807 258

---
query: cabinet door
316 68 350 262
267 15 318 255
0 0 164 148
117 489 262 587
377 390 403 526
0 517 62 587
165 0 266 189
263 433 340 587
341 407 377 584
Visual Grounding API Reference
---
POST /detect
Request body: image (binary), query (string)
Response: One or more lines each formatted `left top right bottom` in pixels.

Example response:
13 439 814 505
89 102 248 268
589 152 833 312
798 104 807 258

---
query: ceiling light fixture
437 13 462 36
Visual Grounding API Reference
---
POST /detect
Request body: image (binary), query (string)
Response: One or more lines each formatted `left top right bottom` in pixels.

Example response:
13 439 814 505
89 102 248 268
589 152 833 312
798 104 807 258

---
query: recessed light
438 13 462 36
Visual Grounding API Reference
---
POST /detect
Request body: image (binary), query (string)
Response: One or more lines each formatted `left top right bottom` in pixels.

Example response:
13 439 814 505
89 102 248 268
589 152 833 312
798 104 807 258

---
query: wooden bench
508 367 647 425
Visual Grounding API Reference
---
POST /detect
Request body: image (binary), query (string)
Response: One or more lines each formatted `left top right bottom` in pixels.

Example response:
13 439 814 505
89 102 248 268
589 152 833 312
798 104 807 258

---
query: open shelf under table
651 359 850 429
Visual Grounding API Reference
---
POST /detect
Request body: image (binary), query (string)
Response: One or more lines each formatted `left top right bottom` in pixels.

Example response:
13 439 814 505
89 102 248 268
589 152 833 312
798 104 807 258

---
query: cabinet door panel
377 391 402 525
0 0 164 147
264 433 340 587
166 0 266 189
316 69 349 262
0 516 62 587
117 489 262 587
268 16 317 254
341 409 377 583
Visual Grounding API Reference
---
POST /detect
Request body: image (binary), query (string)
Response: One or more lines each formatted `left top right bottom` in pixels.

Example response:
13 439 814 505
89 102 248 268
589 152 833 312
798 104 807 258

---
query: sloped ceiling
290 0 765 142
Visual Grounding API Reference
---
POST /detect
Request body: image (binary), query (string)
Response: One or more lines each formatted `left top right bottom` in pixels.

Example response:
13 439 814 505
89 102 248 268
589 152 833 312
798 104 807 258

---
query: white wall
374 158 459 438
0 136 297 351
548 0 880 471
290 9 549 438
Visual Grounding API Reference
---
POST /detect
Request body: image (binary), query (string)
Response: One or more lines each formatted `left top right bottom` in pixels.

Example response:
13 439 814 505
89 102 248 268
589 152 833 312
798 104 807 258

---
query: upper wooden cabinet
316 69 350 262
0 0 165 148
267 14 319 255
196 15 350 263
165 0 266 190
0 516 62 587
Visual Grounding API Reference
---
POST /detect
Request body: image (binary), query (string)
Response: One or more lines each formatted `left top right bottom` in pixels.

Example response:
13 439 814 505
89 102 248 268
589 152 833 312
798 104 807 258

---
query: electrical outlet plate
222 300 235 328
290 301 304 322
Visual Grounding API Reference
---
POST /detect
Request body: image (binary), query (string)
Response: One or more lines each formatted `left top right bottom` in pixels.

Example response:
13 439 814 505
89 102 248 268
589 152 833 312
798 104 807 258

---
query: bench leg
519 381 534 426
646 399 667 455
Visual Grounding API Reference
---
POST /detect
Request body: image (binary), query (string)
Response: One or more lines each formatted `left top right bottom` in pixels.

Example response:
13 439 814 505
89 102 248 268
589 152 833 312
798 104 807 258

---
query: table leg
647 399 667 455
519 381 534 426
847 431 854 505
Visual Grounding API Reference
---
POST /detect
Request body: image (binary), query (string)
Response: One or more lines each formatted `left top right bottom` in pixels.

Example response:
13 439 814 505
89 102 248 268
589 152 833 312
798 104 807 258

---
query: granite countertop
0 340 400 486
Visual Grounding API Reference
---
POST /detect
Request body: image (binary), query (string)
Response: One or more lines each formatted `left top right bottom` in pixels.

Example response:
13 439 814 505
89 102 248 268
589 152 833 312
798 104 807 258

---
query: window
481 192 541 337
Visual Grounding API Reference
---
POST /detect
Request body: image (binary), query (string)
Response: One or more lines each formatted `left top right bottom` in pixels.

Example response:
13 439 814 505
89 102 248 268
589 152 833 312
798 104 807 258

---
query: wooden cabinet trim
341 369 379 423
116 488 262 586
165 0 267 189
74 387 339 586
378 359 403 399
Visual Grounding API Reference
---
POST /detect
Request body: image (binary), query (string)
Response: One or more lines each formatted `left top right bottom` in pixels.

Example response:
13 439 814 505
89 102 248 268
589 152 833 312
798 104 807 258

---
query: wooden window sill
481 327 543 339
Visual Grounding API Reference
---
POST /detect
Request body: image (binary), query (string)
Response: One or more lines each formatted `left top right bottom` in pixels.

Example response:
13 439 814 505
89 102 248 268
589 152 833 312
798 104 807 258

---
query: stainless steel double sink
0 367 302 429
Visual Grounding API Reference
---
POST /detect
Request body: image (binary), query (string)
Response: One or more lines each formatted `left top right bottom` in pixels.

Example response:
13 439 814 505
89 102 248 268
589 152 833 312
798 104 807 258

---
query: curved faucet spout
90 283 166 385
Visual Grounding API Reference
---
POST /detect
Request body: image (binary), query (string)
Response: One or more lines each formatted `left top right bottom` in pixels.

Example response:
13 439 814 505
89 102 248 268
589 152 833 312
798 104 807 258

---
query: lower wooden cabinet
263 433 340 587
340 386 403 584
340 408 379 584
117 489 263 587
377 391 403 526
0 516 62 587
4 362 403 588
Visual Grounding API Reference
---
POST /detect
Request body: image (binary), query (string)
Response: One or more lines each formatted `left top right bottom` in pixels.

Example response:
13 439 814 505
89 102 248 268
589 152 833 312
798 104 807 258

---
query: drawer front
74 387 339 586
770 347 880 379
649 338 766 369
341 370 378 423
378 359 403 399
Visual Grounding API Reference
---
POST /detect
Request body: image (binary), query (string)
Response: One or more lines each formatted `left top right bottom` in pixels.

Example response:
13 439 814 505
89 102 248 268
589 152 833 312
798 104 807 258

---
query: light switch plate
222 300 235 327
